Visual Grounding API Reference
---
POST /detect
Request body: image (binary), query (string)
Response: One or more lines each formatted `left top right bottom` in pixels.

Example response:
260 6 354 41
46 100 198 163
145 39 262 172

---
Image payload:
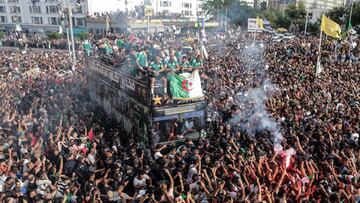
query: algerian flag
168 70 204 100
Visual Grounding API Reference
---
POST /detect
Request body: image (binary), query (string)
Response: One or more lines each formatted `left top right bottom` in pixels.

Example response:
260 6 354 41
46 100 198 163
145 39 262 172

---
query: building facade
0 0 88 32
269 0 345 22
148 0 204 20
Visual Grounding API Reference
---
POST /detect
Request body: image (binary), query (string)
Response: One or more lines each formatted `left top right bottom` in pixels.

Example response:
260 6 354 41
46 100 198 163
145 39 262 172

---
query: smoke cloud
230 43 283 146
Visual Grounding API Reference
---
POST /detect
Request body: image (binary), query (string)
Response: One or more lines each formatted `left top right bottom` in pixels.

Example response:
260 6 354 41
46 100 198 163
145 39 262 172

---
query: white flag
315 60 322 77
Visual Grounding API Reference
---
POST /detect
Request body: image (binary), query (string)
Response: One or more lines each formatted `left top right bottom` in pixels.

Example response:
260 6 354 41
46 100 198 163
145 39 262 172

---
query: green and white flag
168 70 204 100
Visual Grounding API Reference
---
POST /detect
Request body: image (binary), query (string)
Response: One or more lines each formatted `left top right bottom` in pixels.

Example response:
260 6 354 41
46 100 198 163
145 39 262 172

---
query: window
182 10 191 16
182 3 192 9
46 5 58 14
9 6 20 13
72 6 82 14
48 17 59 25
11 16 21 22
8 0 18 2
29 6 41 13
0 6 5 13
76 18 84 26
0 0 4 3
0 16 6 22
31 16 43 24
161 1 171 7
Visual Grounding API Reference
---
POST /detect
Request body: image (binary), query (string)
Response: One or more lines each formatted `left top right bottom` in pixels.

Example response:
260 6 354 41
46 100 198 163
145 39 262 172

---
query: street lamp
59 0 84 70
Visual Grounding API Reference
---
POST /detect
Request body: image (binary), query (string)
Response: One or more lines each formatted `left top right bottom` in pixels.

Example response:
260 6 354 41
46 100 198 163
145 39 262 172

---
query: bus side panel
87 74 150 145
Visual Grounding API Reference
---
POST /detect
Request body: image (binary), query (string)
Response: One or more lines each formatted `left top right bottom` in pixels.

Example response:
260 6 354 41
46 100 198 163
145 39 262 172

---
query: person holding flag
136 46 149 71
165 54 180 75
316 14 341 77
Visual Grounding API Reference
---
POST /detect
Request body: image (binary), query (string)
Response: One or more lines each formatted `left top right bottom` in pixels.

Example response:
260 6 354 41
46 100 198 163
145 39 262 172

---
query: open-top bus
85 55 207 146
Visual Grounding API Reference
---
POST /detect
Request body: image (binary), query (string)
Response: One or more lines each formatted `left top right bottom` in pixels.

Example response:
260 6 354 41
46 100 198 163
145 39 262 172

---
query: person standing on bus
165 54 180 74
179 56 191 73
136 46 148 72
190 53 209 81
128 48 141 76
148 56 167 95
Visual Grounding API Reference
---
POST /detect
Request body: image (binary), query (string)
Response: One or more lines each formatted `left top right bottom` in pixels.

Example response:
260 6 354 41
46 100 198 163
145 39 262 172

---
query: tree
0 32 4 40
79 32 89 41
326 2 360 30
47 32 63 40
202 0 224 16
274 15 291 28
202 0 257 26
260 1 267 11
326 6 348 26
285 2 306 21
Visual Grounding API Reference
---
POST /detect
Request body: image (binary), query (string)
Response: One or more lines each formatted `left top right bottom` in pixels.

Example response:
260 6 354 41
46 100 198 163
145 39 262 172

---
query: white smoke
230 44 283 146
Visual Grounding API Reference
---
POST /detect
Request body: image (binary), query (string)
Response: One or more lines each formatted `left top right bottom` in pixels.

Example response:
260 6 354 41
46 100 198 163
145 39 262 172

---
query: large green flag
168 71 204 100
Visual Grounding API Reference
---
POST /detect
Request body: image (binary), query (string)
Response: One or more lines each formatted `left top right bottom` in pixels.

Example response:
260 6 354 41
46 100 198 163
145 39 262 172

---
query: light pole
68 3 76 70
304 11 308 35
59 0 81 70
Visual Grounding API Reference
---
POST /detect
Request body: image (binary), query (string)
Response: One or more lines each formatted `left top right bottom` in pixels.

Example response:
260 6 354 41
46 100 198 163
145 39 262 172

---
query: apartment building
0 0 88 32
149 0 204 20
266 0 344 22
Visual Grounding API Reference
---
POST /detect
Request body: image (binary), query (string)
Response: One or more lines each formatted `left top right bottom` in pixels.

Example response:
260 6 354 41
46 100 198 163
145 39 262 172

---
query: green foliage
306 21 320 34
326 2 360 31
203 0 257 26
326 6 347 26
285 2 306 20
79 32 89 41
0 32 5 39
260 1 267 11
274 15 291 28
202 0 360 32
47 32 63 40
352 2 360 27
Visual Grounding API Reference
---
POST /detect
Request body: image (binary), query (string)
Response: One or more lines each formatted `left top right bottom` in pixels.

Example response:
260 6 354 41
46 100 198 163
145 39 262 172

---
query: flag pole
347 0 354 64
348 0 354 37
315 15 323 77
304 11 309 35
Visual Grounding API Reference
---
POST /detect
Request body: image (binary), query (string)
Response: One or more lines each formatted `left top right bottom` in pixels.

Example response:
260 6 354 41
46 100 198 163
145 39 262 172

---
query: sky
88 0 143 14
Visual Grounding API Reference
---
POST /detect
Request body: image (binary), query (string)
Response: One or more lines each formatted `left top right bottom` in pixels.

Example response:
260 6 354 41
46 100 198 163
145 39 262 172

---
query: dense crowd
1 33 80 50
0 30 359 203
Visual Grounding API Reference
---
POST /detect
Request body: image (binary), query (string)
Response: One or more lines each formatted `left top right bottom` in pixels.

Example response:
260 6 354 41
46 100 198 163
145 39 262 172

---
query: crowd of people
0 29 359 203
0 33 80 50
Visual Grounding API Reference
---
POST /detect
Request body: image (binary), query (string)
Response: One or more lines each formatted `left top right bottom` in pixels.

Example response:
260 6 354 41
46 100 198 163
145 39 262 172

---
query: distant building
148 0 204 20
271 0 344 23
240 0 256 8
0 0 88 33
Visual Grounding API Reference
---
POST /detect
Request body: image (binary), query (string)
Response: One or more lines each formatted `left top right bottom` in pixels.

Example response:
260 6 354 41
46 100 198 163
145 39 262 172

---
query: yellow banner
321 15 341 39
145 7 153 17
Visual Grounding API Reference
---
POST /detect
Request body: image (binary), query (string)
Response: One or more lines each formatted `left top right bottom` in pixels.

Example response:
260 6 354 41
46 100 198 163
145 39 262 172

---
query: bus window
153 117 205 143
